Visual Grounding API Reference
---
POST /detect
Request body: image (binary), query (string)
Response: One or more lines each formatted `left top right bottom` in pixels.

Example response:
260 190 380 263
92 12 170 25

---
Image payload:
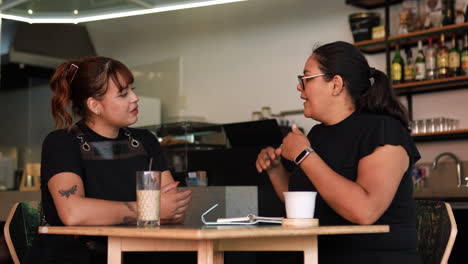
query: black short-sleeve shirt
289 111 422 263
40 122 168 226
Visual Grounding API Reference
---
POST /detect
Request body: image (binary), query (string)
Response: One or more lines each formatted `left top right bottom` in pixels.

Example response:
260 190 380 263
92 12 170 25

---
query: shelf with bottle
355 22 468 53
394 74 468 94
347 0 468 145
391 31 468 95
412 128 468 142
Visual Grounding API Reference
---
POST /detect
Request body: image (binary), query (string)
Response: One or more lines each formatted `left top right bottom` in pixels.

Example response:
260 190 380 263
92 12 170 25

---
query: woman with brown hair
26 56 192 263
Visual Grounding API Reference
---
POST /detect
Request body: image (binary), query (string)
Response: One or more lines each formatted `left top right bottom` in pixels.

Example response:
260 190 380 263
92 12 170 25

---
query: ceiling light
0 0 247 24
73 10 79 15
27 9 33 15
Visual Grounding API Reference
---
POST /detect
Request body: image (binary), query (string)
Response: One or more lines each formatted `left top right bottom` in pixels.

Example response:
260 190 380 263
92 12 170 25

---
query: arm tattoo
124 202 136 213
58 185 78 198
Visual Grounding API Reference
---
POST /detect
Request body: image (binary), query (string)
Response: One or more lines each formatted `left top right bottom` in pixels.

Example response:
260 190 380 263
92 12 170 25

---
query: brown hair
50 56 134 131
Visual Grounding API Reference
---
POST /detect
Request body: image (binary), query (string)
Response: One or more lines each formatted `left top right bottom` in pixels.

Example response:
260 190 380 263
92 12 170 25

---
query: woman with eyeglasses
24 56 192 264
255 41 422 263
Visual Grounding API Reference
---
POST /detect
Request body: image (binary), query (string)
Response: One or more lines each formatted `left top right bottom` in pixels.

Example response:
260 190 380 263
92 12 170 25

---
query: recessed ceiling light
73 10 79 15
27 9 33 15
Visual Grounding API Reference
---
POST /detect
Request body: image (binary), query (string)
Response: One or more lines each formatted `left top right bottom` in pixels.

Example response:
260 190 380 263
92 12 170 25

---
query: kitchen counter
414 161 468 209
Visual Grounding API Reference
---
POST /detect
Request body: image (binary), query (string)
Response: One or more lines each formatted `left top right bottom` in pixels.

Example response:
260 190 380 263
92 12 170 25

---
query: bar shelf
412 129 468 142
393 75 468 95
355 22 468 53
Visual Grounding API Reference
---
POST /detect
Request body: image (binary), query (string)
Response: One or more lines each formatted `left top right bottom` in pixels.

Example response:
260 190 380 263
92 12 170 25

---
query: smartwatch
294 147 315 165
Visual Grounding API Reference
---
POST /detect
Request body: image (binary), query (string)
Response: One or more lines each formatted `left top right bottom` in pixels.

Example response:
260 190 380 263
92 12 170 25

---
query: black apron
28 124 150 264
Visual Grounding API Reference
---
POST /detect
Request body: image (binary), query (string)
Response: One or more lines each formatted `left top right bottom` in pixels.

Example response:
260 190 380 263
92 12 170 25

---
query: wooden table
38 224 389 264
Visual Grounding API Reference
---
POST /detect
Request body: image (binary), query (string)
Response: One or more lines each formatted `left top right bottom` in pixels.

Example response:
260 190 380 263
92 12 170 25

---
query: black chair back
415 200 457 264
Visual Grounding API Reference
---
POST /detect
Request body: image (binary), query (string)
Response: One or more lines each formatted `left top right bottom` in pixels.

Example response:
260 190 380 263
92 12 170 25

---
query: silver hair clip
69 63 79 84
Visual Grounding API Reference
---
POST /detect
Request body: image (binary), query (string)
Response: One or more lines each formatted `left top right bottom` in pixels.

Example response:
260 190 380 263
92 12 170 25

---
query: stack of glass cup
410 117 460 134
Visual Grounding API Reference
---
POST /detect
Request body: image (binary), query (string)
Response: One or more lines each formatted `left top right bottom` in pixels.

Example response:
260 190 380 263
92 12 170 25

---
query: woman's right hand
160 182 192 223
256 146 282 173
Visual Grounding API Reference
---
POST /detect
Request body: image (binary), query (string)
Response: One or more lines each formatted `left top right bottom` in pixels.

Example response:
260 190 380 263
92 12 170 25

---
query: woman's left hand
281 124 311 161
160 181 192 223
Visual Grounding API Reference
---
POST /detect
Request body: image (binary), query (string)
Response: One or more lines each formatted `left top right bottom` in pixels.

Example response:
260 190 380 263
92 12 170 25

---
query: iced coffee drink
137 190 160 222
136 171 161 227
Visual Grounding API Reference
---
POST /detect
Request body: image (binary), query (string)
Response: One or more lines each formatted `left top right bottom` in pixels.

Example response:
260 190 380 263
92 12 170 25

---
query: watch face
295 150 308 164
295 148 314 165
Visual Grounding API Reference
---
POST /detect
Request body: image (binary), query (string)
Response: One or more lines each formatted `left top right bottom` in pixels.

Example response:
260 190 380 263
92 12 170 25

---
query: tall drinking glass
417 120 426 133
136 171 161 227
425 118 435 133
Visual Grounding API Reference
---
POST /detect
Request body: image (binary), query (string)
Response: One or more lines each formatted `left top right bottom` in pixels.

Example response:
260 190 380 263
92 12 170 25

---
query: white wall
85 0 468 162
130 96 161 128
87 0 375 132
1 0 466 166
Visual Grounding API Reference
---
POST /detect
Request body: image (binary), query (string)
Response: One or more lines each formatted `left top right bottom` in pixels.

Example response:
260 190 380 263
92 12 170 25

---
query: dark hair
312 41 409 128
50 56 134 131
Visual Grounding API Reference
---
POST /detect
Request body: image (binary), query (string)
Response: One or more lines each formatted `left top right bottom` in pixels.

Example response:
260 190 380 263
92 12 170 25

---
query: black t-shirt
27 122 170 264
289 111 422 264
40 122 168 226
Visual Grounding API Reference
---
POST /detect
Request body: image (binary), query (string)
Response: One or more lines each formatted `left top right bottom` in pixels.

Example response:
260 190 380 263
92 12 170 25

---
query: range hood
5 20 96 68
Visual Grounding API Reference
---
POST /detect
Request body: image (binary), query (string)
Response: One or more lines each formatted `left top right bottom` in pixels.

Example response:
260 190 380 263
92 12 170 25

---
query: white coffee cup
283 191 317 219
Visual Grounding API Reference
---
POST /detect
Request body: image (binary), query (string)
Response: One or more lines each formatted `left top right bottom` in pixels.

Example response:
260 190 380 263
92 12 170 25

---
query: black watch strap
294 147 314 165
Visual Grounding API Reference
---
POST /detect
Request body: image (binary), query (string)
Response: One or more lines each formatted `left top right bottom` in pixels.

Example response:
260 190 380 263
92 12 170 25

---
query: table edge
38 224 390 240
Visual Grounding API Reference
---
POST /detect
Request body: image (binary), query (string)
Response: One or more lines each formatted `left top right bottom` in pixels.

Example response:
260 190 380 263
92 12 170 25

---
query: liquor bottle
392 44 405 84
426 36 437 80
415 40 426 81
448 33 461 77
443 0 455 26
462 33 468 75
437 33 449 78
404 48 415 82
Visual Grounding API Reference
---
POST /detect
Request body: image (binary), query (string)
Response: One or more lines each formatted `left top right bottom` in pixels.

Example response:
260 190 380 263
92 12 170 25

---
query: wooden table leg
214 250 224 264
303 236 318 264
108 236 123 264
197 240 218 264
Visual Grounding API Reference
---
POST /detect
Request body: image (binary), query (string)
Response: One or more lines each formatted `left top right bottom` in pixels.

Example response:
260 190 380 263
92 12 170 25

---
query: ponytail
50 62 75 131
358 69 409 128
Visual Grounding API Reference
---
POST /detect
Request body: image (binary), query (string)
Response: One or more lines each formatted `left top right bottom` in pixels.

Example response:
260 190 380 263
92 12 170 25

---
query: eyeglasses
297 73 325 91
